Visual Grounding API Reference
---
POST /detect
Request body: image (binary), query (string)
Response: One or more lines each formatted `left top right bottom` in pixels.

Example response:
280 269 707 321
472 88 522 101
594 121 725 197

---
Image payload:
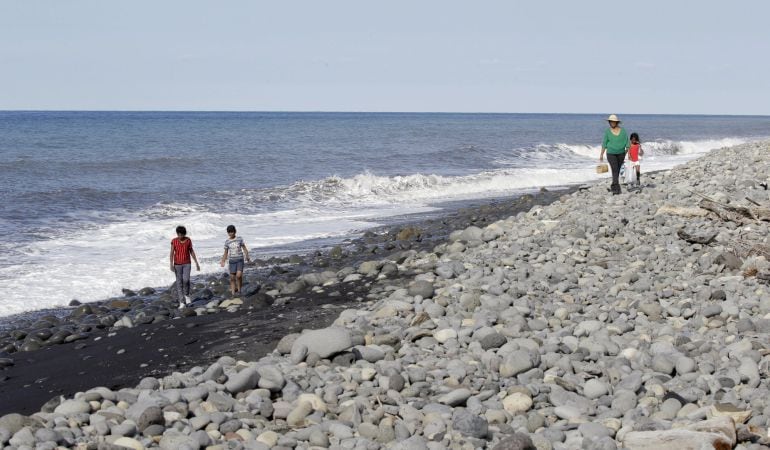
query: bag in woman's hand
596 163 609 174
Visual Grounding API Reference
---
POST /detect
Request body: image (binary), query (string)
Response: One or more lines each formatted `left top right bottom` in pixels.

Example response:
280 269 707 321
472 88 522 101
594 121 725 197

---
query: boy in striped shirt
220 225 250 296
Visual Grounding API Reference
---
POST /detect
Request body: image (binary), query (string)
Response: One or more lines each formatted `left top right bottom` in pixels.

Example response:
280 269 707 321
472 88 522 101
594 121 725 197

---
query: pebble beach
2 140 770 449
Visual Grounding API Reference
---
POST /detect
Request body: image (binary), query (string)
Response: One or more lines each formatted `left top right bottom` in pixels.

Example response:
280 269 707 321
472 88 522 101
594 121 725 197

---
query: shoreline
0 184 578 416
3 140 768 448
0 186 579 332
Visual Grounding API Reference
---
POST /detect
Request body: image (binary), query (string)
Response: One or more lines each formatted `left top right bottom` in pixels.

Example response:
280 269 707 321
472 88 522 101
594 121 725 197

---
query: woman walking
599 114 630 195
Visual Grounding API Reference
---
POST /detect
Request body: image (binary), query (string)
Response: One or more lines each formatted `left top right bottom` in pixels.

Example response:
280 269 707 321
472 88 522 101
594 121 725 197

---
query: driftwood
746 196 762 206
699 199 754 223
733 239 770 259
690 190 770 223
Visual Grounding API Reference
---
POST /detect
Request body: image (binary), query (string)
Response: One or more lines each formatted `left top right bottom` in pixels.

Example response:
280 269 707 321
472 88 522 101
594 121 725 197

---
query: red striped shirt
171 237 193 265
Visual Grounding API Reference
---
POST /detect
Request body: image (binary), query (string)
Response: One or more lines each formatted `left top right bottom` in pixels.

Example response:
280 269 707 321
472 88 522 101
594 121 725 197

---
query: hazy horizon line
2 109 768 118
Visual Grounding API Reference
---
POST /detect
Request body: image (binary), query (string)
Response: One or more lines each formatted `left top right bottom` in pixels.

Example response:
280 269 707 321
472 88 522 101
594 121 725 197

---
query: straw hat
607 114 621 123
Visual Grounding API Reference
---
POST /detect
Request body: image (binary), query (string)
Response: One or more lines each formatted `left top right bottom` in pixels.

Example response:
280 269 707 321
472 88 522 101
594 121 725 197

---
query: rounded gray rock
276 333 300 354
583 379 609 399
53 399 90 416
480 332 507 350
675 356 696 375
257 365 286 392
452 410 488 439
651 355 675 375
408 280 435 299
126 403 163 432
225 367 259 394
492 432 536 450
500 350 534 377
291 327 352 358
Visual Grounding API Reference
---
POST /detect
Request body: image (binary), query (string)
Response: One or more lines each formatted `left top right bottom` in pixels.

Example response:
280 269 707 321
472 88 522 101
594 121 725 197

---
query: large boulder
291 328 352 359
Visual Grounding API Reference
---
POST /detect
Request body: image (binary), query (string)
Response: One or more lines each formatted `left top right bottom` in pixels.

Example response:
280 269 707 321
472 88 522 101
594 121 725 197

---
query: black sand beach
0 187 577 416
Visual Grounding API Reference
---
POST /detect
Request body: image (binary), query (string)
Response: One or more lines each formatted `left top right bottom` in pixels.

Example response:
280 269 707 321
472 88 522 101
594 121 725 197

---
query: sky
1 1 769 115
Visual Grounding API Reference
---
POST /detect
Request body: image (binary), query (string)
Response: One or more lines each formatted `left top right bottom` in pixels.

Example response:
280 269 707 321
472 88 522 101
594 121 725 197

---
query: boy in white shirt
220 225 250 296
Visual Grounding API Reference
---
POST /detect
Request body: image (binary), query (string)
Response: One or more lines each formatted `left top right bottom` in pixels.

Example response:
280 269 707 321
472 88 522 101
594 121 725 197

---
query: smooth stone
291 327 352 358
207 391 236 412
702 304 723 318
578 422 613 440
126 403 163 432
257 365 286 392
491 432 536 450
434 328 458 344
358 422 379 440
500 350 534 377
225 367 259 394
275 333 300 354
651 355 675 375
290 343 308 364
408 280 435 298
451 410 488 439
391 436 430 450
352 345 386 363
53 399 91 416
480 332 507 350
34 428 61 443
612 390 638 413
583 379 609 399
438 388 472 406
0 414 37 436
675 356 696 375
554 405 582 420
286 401 313 427
159 431 200 450
9 428 35 447
257 430 279 447
658 398 682 420
112 437 145 450
502 392 533 415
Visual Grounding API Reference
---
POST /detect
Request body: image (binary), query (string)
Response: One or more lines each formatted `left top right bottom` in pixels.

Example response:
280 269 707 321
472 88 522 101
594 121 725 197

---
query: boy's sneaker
178 302 185 309
184 295 192 305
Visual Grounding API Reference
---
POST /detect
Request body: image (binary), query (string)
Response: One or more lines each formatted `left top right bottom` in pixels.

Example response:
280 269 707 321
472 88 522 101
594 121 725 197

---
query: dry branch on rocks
692 190 770 224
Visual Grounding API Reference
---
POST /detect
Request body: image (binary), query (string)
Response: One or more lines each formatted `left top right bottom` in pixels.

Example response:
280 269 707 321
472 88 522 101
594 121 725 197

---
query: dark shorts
228 258 244 274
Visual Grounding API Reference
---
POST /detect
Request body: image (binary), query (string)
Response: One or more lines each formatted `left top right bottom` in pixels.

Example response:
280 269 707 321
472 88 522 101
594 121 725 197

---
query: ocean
1 111 768 318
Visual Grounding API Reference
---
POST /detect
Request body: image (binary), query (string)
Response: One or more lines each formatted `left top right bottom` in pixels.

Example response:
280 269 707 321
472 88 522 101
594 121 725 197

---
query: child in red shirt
170 225 200 308
628 132 644 187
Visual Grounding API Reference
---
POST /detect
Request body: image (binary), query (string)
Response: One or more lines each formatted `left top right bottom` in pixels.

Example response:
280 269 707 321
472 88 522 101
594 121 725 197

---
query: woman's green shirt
603 128 629 155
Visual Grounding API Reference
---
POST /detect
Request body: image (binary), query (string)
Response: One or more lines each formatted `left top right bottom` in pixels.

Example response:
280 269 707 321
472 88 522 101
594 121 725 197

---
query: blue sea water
1 111 768 317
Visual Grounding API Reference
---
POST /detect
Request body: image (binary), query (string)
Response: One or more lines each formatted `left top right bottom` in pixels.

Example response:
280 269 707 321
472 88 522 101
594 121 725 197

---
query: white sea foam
0 208 413 318
553 137 749 159
0 136 755 318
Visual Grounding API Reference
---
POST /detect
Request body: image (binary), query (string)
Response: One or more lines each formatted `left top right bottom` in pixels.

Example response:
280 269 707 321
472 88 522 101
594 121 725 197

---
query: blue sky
1 1 768 114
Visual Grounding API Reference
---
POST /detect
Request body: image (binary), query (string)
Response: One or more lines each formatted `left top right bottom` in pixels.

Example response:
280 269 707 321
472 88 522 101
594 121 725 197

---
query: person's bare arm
191 249 200 271
220 248 229 267
242 242 250 263
169 244 175 272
